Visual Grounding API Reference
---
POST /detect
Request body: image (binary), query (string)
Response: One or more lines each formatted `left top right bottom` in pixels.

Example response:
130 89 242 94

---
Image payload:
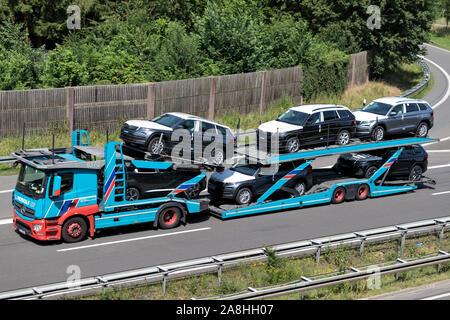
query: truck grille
14 201 35 219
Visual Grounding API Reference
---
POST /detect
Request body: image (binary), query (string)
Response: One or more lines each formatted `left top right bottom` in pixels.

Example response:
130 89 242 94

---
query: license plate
17 227 27 235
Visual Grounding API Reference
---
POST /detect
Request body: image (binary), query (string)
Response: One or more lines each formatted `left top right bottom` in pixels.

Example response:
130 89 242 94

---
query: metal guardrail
0 156 16 164
1 215 449 300
399 56 431 98
199 250 450 300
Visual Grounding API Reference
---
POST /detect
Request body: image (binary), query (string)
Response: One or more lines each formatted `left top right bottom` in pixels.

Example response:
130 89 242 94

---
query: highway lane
0 44 449 293
368 279 450 300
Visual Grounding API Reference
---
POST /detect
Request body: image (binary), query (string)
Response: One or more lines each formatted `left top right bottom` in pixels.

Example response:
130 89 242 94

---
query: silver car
353 97 434 141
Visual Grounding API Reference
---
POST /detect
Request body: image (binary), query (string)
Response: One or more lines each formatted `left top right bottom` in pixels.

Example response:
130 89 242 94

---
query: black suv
257 104 356 153
208 157 313 205
120 112 235 164
336 144 428 181
124 162 206 201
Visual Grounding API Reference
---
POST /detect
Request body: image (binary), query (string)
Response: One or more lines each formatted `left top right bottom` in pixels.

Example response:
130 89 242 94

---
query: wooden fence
0 51 368 138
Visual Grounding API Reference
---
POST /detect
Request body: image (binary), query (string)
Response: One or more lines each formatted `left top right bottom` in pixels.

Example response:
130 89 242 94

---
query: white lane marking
57 227 212 252
429 164 450 170
420 54 450 110
0 189 13 194
432 191 450 196
0 218 12 225
422 291 450 300
427 150 450 153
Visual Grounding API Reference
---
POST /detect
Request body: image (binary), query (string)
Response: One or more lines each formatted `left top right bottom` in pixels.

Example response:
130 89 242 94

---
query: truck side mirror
52 176 61 197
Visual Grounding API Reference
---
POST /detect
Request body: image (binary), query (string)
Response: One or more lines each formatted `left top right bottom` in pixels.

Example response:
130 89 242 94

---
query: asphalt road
0 44 449 295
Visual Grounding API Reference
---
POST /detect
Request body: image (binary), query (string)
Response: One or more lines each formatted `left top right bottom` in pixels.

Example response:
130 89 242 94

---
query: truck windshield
362 101 392 116
152 114 182 128
277 110 309 126
16 164 47 199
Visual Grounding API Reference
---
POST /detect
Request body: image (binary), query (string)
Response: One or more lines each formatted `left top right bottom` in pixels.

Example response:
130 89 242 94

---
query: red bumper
13 211 61 241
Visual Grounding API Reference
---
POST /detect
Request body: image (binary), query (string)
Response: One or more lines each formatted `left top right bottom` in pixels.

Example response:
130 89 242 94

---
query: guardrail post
397 227 408 255
312 241 322 263
437 250 448 273
300 276 311 300
435 220 447 242
395 259 406 280
212 256 224 285
355 233 366 256
157 266 169 296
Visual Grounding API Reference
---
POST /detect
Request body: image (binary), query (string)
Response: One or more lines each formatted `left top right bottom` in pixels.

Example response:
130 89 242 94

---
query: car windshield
152 114 182 128
362 101 393 116
277 110 309 125
16 164 47 198
230 157 260 176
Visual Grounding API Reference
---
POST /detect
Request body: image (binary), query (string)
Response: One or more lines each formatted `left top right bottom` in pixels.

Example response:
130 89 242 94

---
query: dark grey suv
353 97 434 141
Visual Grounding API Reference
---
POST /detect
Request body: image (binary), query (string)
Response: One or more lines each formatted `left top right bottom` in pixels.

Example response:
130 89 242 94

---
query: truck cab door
46 172 77 218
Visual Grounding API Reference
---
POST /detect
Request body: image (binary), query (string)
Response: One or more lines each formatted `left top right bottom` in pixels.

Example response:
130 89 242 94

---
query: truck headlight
33 224 42 232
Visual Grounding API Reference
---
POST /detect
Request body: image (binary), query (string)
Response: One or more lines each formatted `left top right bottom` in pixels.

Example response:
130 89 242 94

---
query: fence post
147 83 156 120
212 256 224 285
157 266 169 296
259 71 267 115
208 77 216 120
65 87 74 133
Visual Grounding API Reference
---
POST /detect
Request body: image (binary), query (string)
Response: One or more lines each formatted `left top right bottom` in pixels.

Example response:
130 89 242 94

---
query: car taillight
431 112 434 117
352 119 356 125
425 155 428 161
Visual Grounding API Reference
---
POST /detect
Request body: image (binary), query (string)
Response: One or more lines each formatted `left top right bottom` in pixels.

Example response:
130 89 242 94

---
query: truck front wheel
158 206 182 229
62 217 88 243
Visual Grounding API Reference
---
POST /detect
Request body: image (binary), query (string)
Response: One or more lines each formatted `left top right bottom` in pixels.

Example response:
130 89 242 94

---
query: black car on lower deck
124 162 206 201
208 158 313 205
336 144 428 181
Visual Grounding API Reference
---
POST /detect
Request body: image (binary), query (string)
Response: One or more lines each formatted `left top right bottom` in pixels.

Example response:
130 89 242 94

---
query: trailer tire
356 184 370 201
331 187 346 204
62 217 88 243
158 206 182 229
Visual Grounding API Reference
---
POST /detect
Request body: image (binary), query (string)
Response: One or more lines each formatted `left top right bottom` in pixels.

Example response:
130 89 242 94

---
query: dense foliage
0 0 438 98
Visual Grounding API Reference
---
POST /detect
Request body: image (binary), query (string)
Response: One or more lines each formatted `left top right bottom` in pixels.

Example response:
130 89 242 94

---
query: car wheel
158 206 182 229
371 126 385 141
211 149 224 165
294 181 306 196
62 217 88 243
235 187 253 205
148 136 165 155
336 130 351 145
286 136 300 153
355 184 370 200
365 166 378 178
416 122 429 138
125 187 140 201
409 165 423 181
331 187 346 204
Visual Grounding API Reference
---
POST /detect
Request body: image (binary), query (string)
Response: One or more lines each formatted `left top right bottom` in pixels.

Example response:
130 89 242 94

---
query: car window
179 120 195 132
216 125 227 137
337 110 350 118
201 121 216 133
405 103 419 113
418 103 430 111
277 110 310 125
152 114 182 128
323 110 338 121
306 112 321 125
260 165 279 176
390 104 404 116
362 101 392 116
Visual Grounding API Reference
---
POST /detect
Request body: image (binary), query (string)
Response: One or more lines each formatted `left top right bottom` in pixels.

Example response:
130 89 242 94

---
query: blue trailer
209 137 437 219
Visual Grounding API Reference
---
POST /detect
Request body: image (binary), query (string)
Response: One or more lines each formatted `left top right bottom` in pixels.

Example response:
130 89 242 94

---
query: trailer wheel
331 187 346 204
62 217 88 243
356 184 370 200
158 206 182 229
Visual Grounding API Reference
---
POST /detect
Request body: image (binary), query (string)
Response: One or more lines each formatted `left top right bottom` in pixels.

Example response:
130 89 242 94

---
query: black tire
416 122 429 138
355 184 370 201
61 217 88 243
365 166 378 178
409 165 423 181
336 130 351 146
286 136 300 153
331 187 346 204
293 180 306 196
125 187 140 201
235 187 253 205
371 126 385 141
148 136 165 155
158 206 182 229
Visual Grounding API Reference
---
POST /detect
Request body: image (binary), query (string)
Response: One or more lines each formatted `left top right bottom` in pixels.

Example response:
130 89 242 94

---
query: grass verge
430 24 450 51
73 232 450 300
